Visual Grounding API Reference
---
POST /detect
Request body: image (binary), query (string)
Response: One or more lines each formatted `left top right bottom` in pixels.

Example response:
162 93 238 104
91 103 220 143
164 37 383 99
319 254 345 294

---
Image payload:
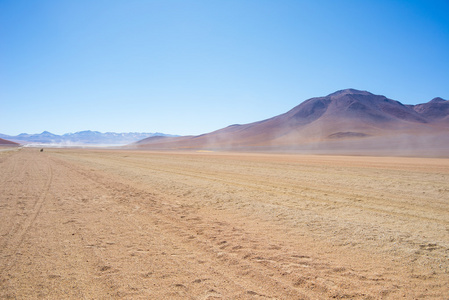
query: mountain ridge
0 131 178 145
134 89 448 155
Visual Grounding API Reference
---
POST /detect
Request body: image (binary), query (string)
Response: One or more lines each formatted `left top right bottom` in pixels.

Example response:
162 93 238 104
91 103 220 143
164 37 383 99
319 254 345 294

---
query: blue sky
1 0 448 136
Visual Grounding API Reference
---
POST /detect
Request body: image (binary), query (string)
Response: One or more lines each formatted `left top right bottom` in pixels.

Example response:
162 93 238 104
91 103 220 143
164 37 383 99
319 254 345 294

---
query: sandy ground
1 148 448 299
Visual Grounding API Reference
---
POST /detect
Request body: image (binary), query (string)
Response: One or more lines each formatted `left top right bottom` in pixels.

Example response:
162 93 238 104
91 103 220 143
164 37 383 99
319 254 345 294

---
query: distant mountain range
0 131 178 145
134 89 449 155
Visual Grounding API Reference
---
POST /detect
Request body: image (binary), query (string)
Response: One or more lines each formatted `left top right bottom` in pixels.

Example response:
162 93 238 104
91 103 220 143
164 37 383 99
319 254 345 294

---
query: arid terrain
1 148 448 299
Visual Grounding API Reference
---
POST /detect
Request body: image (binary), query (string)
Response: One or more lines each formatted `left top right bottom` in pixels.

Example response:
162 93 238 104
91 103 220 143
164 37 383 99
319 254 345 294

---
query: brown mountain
411 97 449 121
134 89 449 154
0 138 20 146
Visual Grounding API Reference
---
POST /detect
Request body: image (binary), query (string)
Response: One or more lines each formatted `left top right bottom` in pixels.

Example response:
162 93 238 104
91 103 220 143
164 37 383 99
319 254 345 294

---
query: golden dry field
1 148 448 299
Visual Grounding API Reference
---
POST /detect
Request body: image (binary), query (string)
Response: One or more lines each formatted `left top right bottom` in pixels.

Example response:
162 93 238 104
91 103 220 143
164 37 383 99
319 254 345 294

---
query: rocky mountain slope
134 89 448 154
0 138 20 146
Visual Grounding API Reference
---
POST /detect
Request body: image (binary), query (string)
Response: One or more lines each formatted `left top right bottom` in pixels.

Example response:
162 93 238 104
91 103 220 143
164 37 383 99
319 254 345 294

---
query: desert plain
1 148 448 299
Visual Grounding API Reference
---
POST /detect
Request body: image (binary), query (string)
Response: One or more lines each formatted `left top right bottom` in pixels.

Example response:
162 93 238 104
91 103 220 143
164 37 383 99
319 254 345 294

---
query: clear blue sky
1 0 448 136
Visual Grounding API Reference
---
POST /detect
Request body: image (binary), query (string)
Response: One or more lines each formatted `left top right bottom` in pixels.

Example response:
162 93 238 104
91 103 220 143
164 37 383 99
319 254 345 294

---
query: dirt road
1 148 448 299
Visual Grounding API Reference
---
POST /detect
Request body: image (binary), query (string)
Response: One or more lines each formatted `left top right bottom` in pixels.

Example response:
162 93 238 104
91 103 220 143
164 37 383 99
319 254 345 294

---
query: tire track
46 153 410 299
50 149 449 297
0 149 27 187
59 152 449 224
3 149 447 298
0 152 54 274
44 154 313 298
